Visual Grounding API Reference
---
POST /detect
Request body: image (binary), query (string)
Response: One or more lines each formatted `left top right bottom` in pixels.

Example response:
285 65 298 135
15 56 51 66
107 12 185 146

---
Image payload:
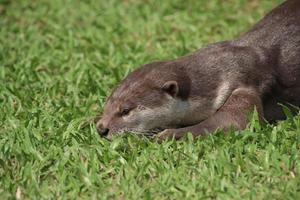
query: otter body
97 0 300 140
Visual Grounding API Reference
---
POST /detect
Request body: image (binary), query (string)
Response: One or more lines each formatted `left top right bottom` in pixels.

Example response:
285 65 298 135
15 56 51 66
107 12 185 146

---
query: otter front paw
154 129 184 141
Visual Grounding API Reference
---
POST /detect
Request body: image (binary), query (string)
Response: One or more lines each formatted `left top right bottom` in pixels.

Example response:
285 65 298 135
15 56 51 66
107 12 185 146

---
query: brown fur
96 0 300 140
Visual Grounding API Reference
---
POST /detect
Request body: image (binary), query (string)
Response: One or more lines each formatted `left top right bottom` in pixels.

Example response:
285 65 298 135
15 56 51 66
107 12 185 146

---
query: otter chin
96 0 300 140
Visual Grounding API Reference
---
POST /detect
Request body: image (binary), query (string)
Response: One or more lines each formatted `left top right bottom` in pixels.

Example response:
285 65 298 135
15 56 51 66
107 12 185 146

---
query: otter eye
121 108 131 116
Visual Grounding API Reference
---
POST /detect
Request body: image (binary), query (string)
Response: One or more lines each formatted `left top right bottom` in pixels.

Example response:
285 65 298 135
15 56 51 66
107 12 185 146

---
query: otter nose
97 127 109 136
96 122 109 137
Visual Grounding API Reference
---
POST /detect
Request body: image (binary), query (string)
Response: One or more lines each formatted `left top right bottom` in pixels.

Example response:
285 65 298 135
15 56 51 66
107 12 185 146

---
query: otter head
96 61 192 138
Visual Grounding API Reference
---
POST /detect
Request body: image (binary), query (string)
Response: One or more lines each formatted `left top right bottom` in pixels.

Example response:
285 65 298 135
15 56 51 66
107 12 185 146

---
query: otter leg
155 87 264 141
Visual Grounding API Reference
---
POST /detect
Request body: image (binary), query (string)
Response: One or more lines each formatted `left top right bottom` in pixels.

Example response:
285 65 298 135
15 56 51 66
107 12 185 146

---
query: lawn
1 0 300 199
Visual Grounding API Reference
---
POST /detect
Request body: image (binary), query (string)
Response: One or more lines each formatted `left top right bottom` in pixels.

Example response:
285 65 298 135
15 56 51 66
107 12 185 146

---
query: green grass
1 0 300 199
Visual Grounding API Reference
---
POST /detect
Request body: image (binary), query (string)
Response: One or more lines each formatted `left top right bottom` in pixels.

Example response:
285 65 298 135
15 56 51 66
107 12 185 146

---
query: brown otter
96 0 300 140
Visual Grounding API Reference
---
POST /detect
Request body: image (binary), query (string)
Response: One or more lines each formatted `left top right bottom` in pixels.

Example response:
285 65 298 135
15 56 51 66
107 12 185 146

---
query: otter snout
96 118 110 137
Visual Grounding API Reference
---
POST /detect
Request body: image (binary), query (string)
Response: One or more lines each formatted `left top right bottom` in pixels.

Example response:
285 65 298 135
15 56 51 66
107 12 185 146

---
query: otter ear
162 81 179 97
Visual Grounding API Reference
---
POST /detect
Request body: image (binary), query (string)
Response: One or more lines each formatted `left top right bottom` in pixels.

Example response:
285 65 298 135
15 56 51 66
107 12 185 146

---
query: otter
96 0 300 140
